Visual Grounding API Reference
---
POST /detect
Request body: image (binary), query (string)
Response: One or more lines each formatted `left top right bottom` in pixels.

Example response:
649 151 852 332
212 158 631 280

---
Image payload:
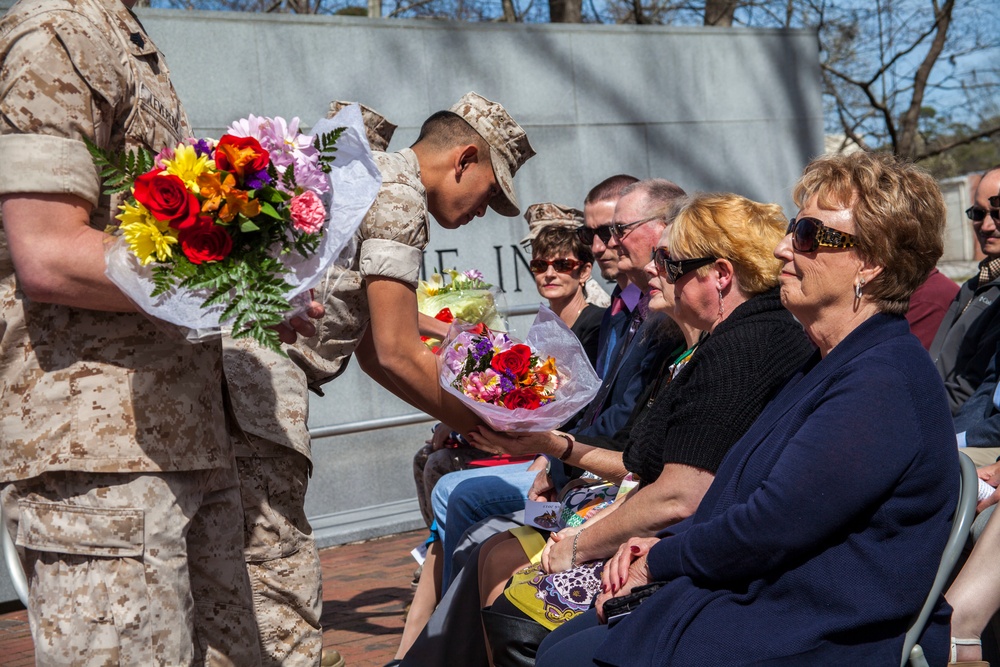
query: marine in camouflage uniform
226 92 533 667
222 102 397 667
0 1 258 665
293 92 535 408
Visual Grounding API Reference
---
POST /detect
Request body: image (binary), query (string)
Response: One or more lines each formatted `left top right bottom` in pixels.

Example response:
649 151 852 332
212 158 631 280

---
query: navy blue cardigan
596 314 958 666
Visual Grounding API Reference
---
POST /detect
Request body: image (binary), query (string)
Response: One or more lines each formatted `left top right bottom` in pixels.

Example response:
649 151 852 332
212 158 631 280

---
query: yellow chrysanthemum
117 201 177 265
162 143 214 193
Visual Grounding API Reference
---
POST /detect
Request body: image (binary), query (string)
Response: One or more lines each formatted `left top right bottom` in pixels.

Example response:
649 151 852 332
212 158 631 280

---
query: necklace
560 295 587 327
646 338 703 407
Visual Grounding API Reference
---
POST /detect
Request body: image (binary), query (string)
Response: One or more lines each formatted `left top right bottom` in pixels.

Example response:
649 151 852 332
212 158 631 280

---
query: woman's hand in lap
602 537 658 596
595 551 652 624
541 525 582 574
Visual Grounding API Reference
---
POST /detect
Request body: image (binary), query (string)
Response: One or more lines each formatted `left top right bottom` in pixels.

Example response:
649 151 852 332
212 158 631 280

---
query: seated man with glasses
929 165 1000 415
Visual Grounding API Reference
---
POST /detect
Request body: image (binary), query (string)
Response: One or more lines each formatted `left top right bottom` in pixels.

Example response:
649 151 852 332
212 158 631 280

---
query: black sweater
623 287 815 483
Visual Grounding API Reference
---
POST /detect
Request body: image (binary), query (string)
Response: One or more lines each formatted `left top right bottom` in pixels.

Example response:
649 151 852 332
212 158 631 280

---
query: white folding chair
1 503 29 607
905 451 979 667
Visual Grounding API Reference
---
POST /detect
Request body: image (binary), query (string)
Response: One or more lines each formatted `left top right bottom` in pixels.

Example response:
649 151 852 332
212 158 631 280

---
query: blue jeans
431 462 537 585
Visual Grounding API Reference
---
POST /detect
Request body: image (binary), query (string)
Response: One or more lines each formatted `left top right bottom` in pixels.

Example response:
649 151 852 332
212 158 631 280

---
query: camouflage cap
520 202 585 246
328 100 397 152
449 92 535 218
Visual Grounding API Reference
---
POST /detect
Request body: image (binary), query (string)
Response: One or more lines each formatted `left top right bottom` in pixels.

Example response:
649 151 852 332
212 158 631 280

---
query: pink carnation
289 190 326 234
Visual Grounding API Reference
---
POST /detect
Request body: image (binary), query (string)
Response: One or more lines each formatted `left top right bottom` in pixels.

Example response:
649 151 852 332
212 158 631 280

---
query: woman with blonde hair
471 192 813 666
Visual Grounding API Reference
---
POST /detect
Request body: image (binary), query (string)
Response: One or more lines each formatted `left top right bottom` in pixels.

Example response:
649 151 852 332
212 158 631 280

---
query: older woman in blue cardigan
536 151 960 667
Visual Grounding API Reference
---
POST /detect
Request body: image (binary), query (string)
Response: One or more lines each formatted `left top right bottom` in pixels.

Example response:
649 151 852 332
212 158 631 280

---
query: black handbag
602 582 666 627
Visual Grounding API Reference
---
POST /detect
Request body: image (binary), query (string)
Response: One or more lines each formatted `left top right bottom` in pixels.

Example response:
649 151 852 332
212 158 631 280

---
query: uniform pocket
16 500 144 557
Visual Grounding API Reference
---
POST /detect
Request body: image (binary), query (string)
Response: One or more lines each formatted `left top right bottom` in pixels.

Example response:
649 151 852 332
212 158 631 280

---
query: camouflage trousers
412 442 493 528
237 440 323 667
0 467 260 667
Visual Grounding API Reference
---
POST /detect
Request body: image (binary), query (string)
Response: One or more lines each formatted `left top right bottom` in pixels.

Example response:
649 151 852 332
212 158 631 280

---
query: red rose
502 387 543 410
178 215 233 264
491 344 532 377
214 134 270 179
133 170 200 229
435 308 455 323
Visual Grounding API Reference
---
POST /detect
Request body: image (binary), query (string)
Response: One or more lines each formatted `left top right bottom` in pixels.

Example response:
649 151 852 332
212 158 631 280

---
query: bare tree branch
918 122 1000 161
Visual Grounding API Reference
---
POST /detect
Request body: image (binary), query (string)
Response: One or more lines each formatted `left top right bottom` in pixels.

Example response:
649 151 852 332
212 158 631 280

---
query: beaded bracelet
571 530 582 568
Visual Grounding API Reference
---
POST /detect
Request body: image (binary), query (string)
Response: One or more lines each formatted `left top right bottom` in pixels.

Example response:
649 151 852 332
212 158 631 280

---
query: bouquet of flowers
91 106 380 353
439 305 600 432
417 268 505 351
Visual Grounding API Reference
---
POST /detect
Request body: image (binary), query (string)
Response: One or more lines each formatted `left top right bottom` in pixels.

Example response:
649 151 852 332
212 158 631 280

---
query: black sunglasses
967 202 1000 223
529 257 582 274
576 225 613 245
786 217 858 253
651 246 670 274
660 255 717 284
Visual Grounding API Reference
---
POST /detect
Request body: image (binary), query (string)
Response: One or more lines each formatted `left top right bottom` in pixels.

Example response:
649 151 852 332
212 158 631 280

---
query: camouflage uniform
222 104 399 667
0 1 258 664
224 94 532 665
293 147 431 389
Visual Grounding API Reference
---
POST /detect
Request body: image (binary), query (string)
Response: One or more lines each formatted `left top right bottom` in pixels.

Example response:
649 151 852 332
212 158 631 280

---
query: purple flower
193 138 213 157
499 374 515 393
473 338 493 361
244 169 272 190
443 334 474 375
289 154 330 194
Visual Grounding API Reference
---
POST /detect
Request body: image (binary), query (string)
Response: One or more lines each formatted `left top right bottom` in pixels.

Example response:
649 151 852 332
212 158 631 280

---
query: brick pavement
0 529 426 667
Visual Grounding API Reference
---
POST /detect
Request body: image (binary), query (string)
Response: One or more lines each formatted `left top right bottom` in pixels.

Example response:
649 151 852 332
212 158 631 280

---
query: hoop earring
854 279 865 302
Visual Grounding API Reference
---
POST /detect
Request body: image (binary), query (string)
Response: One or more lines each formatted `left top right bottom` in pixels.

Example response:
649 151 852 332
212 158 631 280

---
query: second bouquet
439 305 600 432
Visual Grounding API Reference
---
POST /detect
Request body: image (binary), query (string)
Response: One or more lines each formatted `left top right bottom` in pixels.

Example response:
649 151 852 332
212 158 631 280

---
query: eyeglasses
609 215 662 243
659 255 717 284
529 257 582 274
786 217 858 253
576 225 613 246
967 203 1000 223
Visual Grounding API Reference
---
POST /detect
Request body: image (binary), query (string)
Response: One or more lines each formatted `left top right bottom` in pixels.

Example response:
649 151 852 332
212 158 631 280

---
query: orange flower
219 189 260 223
198 171 235 213
198 171 260 223
214 134 269 180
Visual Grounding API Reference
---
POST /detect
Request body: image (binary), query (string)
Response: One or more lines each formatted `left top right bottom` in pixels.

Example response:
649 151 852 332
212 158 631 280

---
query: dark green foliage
85 137 156 195
315 128 344 173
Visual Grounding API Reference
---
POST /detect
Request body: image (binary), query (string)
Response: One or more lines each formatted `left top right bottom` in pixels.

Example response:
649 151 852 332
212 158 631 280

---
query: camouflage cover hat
449 92 535 217
520 203 585 246
328 100 397 152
